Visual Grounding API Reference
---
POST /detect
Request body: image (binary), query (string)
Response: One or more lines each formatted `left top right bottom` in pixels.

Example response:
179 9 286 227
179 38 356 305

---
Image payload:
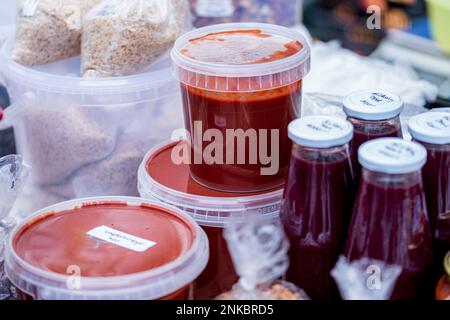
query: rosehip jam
138 140 283 299
171 23 311 193
281 116 355 300
346 138 433 300
343 90 403 181
4 198 209 300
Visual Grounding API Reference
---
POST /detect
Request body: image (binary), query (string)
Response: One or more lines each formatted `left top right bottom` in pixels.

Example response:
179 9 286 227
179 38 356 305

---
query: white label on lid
423 114 450 131
305 119 346 133
379 141 417 160
87 225 156 253
358 92 395 108
196 0 235 18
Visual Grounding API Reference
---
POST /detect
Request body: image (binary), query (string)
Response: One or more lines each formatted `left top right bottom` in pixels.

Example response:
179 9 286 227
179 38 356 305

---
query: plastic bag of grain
12 0 101 66
81 0 190 77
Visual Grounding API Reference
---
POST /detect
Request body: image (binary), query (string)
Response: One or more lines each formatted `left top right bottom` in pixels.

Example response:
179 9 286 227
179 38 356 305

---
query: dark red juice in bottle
346 138 433 300
281 116 355 300
409 112 450 292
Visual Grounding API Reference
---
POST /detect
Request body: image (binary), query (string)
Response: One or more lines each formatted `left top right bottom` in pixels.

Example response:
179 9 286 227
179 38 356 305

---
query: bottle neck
292 143 350 162
361 168 422 188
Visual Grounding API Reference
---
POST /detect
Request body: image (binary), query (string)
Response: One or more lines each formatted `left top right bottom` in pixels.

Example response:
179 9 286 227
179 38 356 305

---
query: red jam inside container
138 140 283 299
343 90 404 181
171 23 311 193
345 138 433 300
4 198 209 300
281 116 355 300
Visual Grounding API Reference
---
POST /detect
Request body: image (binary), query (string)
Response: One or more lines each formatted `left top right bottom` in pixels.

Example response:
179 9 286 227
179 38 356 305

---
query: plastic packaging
0 155 29 301
215 218 308 300
12 0 101 66
138 140 283 299
281 116 355 300
189 0 302 28
0 38 184 212
346 138 433 300
4 196 209 300
81 0 190 77
171 23 311 193
331 256 402 300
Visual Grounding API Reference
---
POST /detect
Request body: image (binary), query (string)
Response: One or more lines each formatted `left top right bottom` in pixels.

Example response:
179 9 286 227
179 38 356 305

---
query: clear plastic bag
0 155 29 300
331 256 402 300
12 0 101 66
81 0 191 77
215 217 309 300
189 0 302 28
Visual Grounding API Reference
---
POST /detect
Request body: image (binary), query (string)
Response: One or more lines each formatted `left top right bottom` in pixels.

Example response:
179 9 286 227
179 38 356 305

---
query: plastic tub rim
171 22 311 79
0 38 178 96
137 140 283 227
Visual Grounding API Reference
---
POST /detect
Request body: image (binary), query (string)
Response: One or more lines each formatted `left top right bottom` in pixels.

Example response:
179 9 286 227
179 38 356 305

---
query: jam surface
181 29 302 65
14 202 196 277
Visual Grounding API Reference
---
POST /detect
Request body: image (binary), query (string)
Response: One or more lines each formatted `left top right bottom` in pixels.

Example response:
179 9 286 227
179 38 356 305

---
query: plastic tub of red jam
137 140 283 299
4 197 209 300
171 23 311 193
343 90 404 180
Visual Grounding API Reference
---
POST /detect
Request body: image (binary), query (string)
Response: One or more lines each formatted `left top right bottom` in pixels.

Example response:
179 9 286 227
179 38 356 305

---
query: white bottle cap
408 112 450 145
358 138 427 174
288 116 353 148
343 90 404 121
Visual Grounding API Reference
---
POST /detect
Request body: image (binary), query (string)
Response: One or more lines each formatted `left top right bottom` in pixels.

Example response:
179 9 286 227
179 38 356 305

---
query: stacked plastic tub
138 23 311 299
0 39 183 211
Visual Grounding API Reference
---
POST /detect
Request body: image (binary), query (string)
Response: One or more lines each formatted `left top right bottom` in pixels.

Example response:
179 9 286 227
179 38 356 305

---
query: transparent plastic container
189 0 303 28
4 196 209 300
343 90 404 181
171 23 311 193
0 38 183 211
137 140 283 299
346 138 433 300
281 116 355 300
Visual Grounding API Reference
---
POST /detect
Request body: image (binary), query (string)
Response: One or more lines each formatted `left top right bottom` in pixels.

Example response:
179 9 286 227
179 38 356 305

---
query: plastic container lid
0 38 178 102
343 90 404 121
4 196 209 300
137 141 283 228
171 23 311 92
408 112 450 145
358 138 427 174
288 116 353 148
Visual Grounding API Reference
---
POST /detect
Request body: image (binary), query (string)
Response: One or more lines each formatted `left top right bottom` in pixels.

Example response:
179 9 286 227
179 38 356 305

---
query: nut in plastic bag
216 217 309 300
13 0 101 66
331 256 402 300
81 0 191 77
